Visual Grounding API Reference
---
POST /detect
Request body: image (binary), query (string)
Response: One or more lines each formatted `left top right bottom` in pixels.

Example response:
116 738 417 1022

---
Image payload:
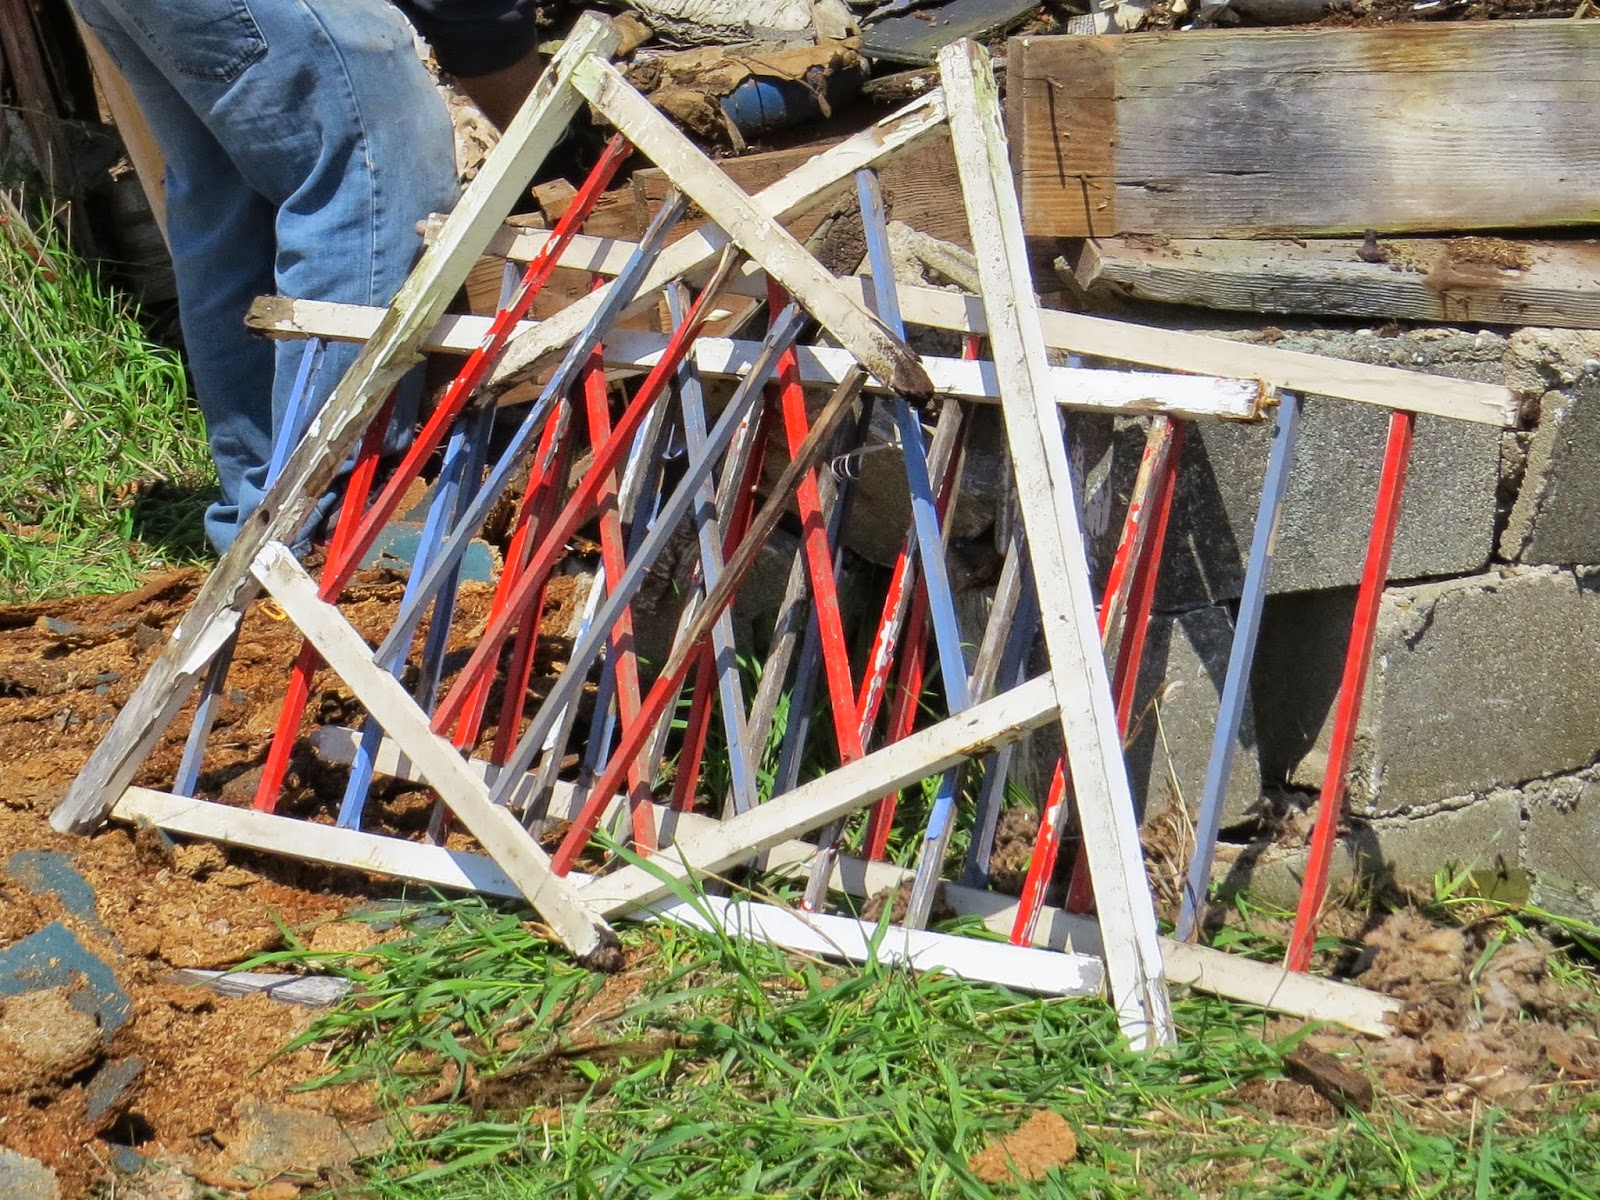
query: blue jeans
71 0 460 551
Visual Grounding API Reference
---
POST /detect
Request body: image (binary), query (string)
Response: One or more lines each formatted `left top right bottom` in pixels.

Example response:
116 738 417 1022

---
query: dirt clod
968 1109 1079 1184
0 988 103 1091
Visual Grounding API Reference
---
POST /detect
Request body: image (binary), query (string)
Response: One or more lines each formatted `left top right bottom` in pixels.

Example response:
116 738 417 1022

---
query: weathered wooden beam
1073 235 1600 330
71 13 167 243
942 38 1174 1051
49 15 622 837
246 296 1266 420
1008 22 1600 241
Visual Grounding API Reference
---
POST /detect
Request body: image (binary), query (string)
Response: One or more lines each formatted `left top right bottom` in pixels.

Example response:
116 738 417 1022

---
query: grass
0 200 214 601
247 890 1600 1200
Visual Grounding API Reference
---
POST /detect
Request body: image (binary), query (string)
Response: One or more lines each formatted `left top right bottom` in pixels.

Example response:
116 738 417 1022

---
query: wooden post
938 38 1173 1049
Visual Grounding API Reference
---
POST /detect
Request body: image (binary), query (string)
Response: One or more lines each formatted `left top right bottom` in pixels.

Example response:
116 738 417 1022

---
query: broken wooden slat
1072 235 1600 330
48 15 623 838
246 297 1266 420
1008 22 1600 241
940 38 1173 1051
247 540 617 962
167 969 353 1008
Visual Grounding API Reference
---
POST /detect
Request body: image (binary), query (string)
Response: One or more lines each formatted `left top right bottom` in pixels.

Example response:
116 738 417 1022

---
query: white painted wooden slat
112 786 1396 1034
247 541 615 960
246 296 1266 420
460 222 1516 425
940 38 1173 1051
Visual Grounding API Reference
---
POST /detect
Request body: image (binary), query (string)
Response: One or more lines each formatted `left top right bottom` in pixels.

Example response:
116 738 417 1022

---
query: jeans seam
289 0 384 304
126 0 268 83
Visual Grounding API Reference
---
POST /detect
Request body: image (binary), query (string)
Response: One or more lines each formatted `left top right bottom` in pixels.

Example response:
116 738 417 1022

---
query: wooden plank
570 55 932 399
1008 22 1600 240
634 133 972 249
486 88 950 396
941 39 1173 1051
457 221 1516 425
1075 235 1600 330
49 16 623 838
662 895 1105 998
577 675 1061 914
248 540 617 960
249 296 1266 420
115 783 1396 1035
71 13 167 243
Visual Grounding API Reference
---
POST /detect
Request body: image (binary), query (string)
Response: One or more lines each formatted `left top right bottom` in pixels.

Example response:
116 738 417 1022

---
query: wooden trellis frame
51 16 1516 1046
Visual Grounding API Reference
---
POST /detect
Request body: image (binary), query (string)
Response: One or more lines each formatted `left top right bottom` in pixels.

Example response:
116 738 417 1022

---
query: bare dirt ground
0 566 585 1196
2 571 1598 1196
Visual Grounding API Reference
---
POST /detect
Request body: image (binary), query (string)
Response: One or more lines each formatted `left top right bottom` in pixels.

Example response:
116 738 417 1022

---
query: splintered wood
54 18 1467 1048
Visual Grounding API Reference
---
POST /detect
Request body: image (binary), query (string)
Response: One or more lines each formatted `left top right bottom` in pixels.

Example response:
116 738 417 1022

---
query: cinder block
1125 605 1262 830
1215 791 1523 908
1255 566 1600 814
1523 767 1600 924
1501 333 1600 564
1073 329 1504 608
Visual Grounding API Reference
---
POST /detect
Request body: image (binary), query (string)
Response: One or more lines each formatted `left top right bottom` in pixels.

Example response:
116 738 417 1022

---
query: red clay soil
0 566 583 1197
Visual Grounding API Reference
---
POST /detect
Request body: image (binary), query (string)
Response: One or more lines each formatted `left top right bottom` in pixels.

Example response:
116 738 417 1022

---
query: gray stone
1254 566 1600 814
1501 335 1600 564
1074 329 1504 609
835 404 1008 568
5 850 104 931
0 921 130 1038
729 527 803 650
1125 605 1263 830
218 1100 390 1184
1523 767 1600 924
85 1057 144 1124
0 1148 58 1200
1214 791 1523 909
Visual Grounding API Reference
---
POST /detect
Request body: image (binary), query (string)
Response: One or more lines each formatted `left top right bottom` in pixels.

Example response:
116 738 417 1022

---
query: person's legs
71 0 459 551
72 0 278 551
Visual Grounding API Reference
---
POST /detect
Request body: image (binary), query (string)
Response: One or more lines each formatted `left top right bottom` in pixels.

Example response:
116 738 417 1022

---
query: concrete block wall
1080 324 1600 924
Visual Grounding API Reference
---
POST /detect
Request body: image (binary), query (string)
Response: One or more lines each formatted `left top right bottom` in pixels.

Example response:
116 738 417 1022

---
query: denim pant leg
70 0 459 552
